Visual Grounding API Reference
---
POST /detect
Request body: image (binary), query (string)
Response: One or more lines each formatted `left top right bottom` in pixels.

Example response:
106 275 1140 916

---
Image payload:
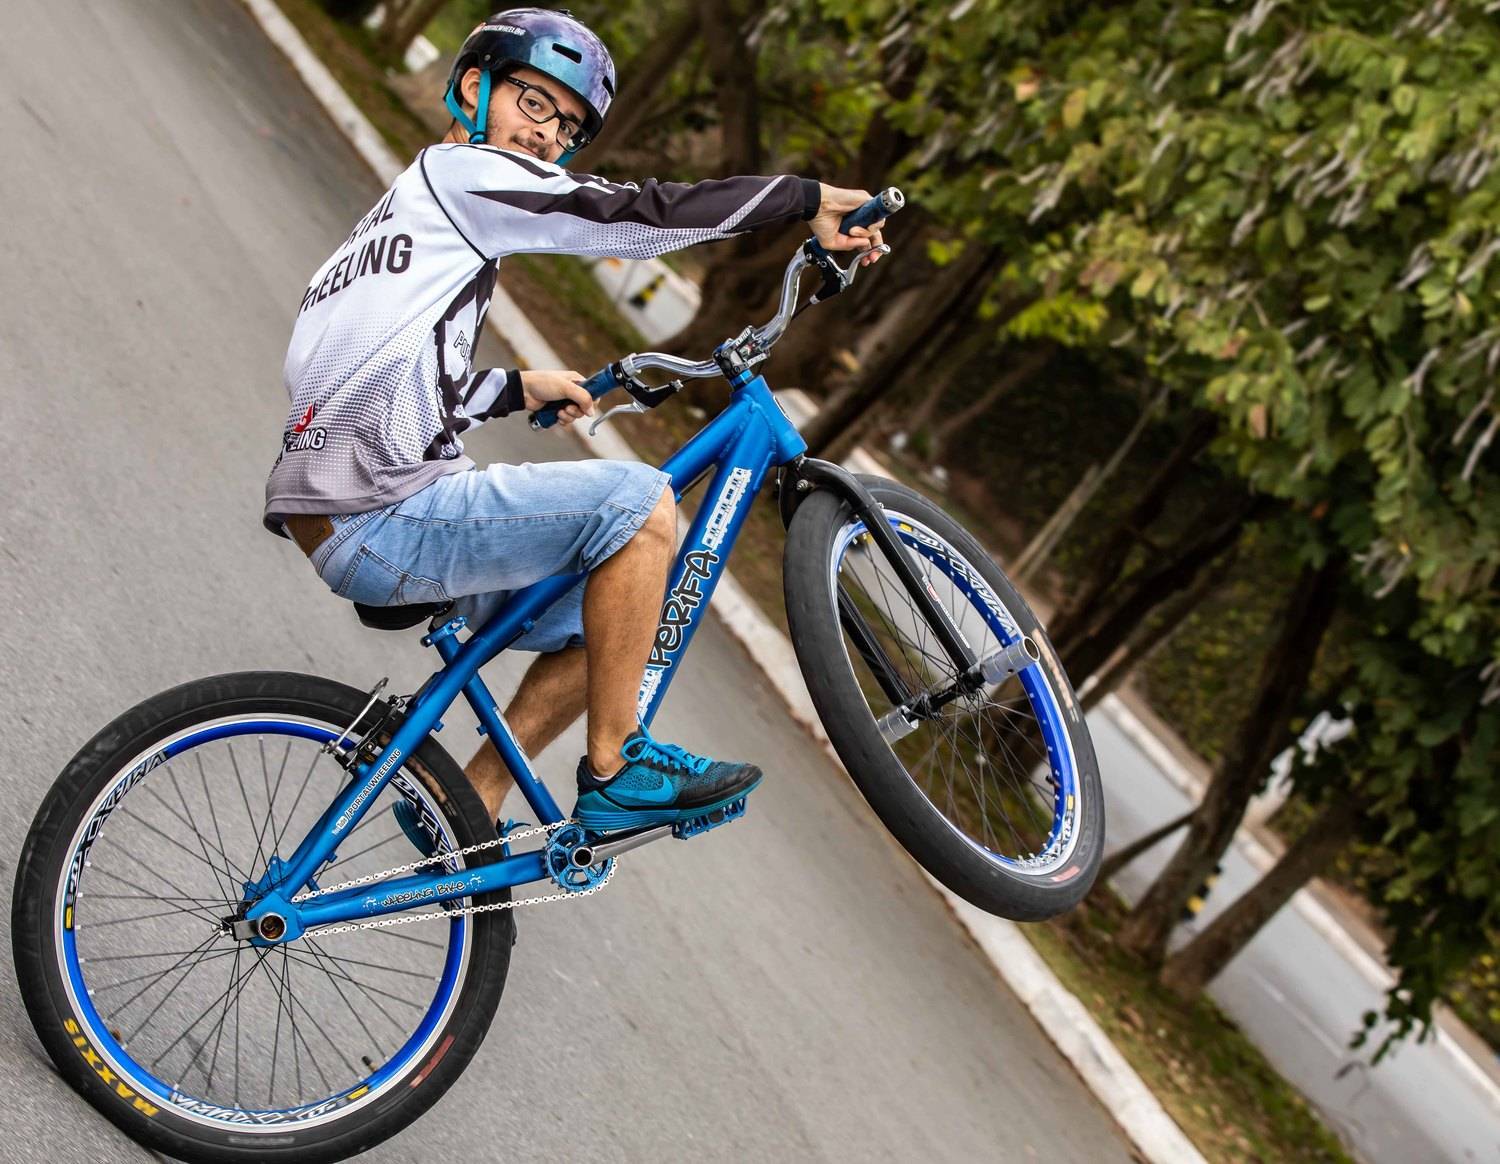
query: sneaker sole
574 776 763 832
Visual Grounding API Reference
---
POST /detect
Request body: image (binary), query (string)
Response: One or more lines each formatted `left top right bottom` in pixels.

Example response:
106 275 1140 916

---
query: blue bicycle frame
246 369 808 942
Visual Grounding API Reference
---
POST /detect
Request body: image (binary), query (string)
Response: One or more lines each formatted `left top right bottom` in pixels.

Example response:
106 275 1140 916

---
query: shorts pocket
333 545 450 607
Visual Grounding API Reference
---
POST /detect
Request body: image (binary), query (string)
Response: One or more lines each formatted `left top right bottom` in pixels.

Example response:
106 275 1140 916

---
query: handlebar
529 186 905 431
837 188 904 235
529 364 620 431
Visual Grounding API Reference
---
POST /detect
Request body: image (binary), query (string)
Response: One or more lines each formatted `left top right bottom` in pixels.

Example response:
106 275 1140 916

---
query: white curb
240 2 1211 1157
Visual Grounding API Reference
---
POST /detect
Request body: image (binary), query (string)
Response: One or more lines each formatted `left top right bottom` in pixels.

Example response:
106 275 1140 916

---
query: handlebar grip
528 363 620 430
839 187 904 234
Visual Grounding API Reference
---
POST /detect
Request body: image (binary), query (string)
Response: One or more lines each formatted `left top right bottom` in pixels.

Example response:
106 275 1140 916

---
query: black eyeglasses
500 76 589 151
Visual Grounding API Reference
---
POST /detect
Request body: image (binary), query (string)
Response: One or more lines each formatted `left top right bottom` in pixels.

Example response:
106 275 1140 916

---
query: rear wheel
12 671 514 1163
784 476 1104 920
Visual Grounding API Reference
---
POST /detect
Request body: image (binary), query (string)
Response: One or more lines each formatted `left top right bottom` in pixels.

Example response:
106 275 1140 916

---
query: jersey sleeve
421 144 819 262
459 367 525 425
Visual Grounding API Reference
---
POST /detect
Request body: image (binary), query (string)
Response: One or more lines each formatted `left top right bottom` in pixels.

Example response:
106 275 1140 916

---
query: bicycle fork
780 456 1039 741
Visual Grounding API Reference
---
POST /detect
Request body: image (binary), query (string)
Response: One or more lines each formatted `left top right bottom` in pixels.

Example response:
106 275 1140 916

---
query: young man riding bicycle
264 8 885 843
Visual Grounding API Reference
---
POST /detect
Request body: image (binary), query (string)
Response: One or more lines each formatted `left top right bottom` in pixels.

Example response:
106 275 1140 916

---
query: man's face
459 65 588 163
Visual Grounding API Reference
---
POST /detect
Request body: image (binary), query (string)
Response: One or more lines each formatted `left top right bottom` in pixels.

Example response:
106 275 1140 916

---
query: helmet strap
444 69 494 145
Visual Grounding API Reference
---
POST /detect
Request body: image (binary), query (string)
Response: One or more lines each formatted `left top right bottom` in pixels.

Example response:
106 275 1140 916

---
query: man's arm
455 367 595 435
424 145 818 261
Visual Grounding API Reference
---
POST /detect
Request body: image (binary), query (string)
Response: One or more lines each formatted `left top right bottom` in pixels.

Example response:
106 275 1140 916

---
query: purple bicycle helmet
444 8 616 160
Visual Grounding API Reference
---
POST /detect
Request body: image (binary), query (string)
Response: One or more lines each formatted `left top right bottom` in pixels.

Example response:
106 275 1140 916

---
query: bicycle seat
353 601 452 631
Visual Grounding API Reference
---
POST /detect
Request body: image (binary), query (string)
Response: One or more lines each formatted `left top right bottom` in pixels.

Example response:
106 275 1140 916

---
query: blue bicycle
12 192 1103 1162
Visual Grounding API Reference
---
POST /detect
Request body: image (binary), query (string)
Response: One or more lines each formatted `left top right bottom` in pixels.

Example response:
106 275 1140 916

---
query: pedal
672 798 748 839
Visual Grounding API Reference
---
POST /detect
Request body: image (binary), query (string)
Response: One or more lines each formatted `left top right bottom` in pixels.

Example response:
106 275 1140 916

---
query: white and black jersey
264 143 818 535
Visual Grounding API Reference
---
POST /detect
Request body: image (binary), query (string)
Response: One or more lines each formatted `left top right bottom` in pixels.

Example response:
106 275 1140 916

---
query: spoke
257 953 336 1095
234 949 243 1108
203 944 242 1097
360 926 444 950
304 935 419 1038
78 903 226 930
278 947 426 1011
172 948 255 1090
228 741 270 882
115 803 244 890
92 835 228 918
267 738 296 854
322 824 408 875
117 932 225 1041
295 941 391 1063
80 859 232 921
196 752 239 899
269 949 292 1106
160 768 246 896
88 947 242 994
274 749 327 865
84 890 228 906
82 946 227 965
293 947 435 982
149 947 263 1079
248 737 286 877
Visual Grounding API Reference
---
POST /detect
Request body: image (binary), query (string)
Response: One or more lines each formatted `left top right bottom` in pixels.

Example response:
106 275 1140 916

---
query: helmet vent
602 75 615 96
551 43 583 63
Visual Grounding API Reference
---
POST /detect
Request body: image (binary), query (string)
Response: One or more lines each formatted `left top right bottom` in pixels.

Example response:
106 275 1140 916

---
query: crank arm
569 822 674 866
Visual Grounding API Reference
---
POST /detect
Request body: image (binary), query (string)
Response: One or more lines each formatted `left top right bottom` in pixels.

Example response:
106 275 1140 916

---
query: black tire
784 476 1104 921
12 671 514 1164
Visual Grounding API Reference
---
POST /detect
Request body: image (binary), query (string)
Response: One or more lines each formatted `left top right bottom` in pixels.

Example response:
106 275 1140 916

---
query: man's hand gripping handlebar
529 187 904 432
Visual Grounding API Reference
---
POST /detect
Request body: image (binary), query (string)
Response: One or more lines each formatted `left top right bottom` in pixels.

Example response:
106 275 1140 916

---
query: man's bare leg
464 647 587 820
581 491 676 776
463 488 676 817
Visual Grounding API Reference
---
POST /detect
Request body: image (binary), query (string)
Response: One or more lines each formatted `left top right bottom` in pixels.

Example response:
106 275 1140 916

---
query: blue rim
57 719 469 1128
836 515 1078 870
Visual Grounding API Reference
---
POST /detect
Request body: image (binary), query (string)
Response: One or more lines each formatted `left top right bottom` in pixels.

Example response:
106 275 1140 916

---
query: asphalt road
0 1 1135 1160
1095 712 1500 1164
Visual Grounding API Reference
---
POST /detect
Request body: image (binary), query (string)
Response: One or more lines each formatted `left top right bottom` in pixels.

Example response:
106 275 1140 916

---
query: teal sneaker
572 729 763 831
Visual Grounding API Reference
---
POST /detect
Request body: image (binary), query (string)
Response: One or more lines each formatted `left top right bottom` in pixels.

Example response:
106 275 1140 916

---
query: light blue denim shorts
310 460 670 652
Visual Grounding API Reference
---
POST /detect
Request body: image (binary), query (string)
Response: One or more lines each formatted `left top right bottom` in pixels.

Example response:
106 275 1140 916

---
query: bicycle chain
290 819 615 936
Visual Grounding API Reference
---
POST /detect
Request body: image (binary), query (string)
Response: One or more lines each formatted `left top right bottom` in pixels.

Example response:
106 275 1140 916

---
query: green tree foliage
847 0 1500 1030
908 0 1500 658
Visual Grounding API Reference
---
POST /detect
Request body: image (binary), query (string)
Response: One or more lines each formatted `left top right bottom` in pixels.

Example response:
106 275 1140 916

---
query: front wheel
784 475 1104 921
12 671 514 1163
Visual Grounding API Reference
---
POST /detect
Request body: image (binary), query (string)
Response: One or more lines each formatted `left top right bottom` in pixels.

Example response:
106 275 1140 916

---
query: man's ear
457 67 483 114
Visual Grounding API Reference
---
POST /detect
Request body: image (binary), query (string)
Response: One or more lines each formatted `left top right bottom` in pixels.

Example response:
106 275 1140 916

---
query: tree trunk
662 229 803 359
901 322 990 440
697 0 762 176
583 4 702 172
324 0 381 22
377 0 448 64
1009 381 1168 582
1058 496 1260 683
929 342 1057 463
1079 541 1240 712
1158 792 1363 998
738 47 927 392
1048 411 1219 653
800 244 1005 458
1094 809 1195 887
1116 557 1344 966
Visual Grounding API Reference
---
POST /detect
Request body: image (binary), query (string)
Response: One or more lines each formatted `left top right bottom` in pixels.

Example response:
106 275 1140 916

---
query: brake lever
588 398 646 435
587 372 685 434
806 242 892 307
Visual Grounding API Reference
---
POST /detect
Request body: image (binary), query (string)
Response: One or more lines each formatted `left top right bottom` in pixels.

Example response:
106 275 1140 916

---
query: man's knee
635 489 675 552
